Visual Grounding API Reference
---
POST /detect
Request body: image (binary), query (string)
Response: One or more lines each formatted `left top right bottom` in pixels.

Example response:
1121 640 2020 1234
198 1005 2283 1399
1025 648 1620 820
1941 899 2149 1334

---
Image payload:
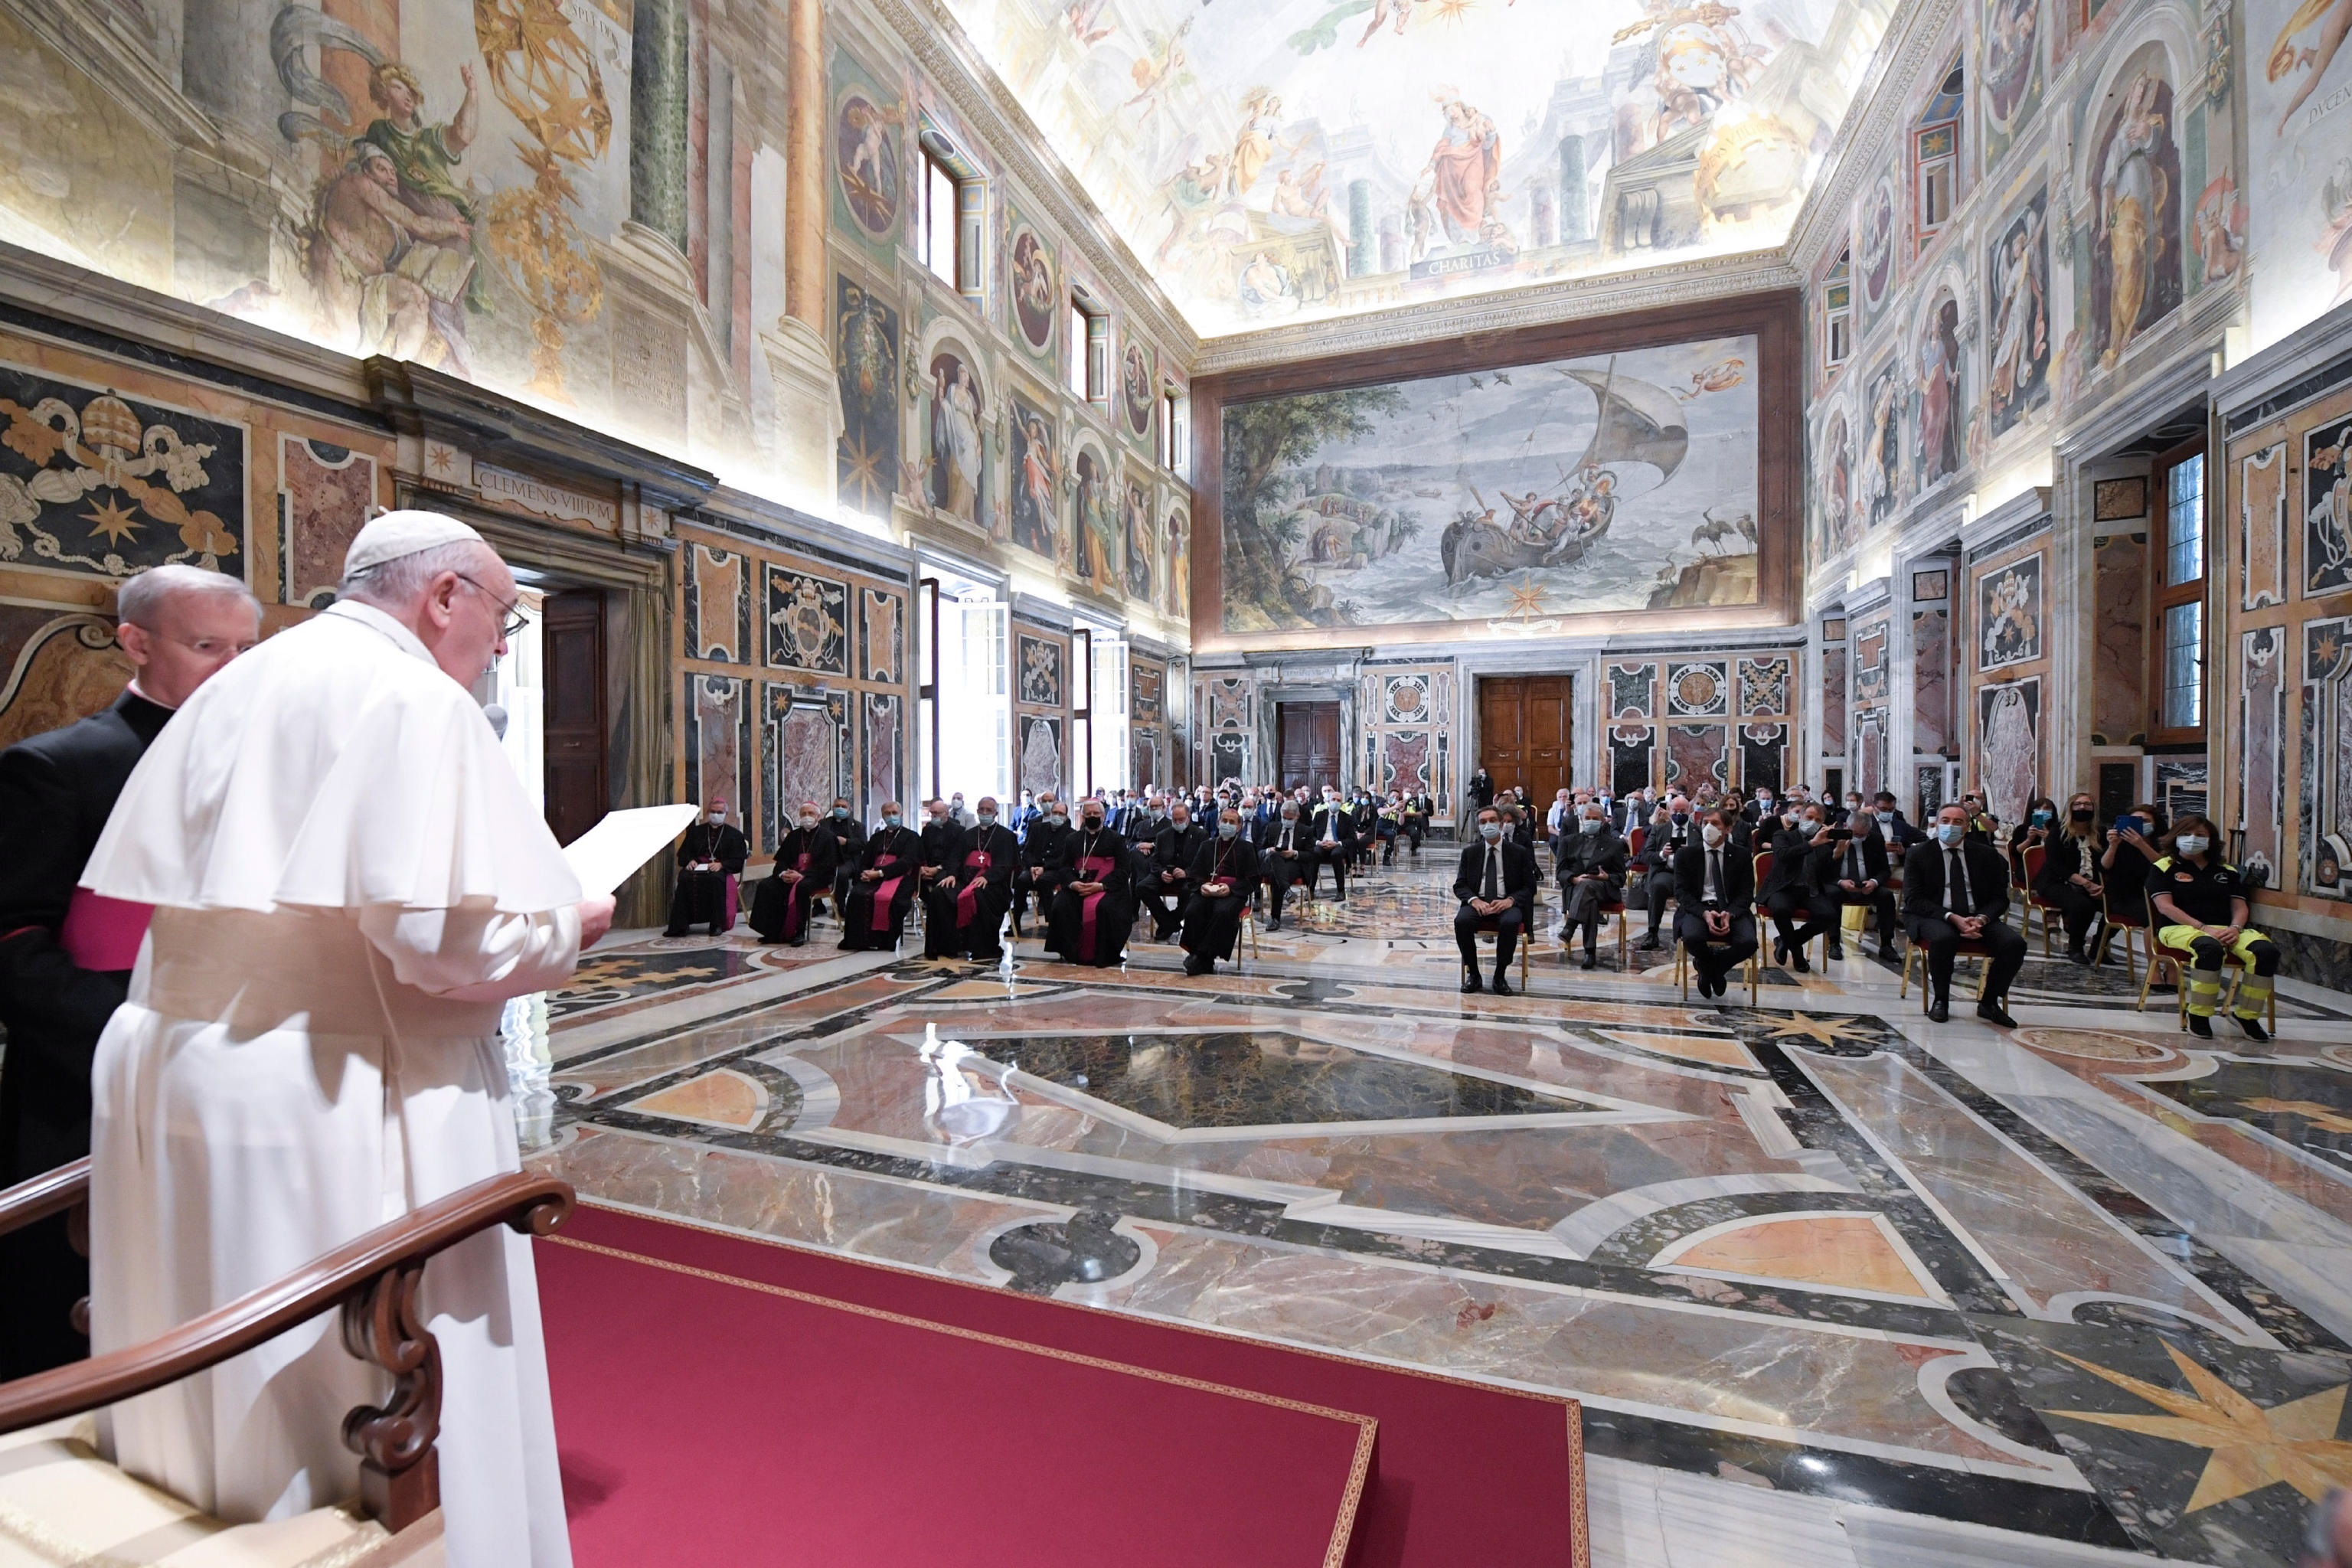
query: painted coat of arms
0 371 244 577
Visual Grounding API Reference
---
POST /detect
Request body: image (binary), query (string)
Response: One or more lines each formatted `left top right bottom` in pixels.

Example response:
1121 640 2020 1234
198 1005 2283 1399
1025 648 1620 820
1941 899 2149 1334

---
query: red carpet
543 1205 1588 1568
538 1234 1373 1567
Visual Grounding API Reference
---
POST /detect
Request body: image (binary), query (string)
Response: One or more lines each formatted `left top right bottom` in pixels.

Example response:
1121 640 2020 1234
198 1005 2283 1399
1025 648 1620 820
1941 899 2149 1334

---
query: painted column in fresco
631 0 691 252
784 0 827 332
182 0 280 134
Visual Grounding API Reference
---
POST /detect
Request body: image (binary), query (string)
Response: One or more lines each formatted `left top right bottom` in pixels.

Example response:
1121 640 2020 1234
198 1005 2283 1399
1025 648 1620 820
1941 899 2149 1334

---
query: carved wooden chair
0 1161 574 1566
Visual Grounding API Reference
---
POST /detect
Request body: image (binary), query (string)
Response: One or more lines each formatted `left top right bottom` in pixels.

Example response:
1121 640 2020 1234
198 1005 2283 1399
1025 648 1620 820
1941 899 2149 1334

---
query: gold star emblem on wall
1764 1012 1875 1047
81 495 143 545
1504 578 1549 619
2048 1341 2352 1512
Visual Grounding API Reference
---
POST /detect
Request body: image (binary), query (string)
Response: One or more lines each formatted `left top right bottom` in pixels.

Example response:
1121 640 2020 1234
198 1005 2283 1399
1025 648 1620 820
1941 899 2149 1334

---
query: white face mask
707 809 724 823
1701 824 1726 846
1479 822 1502 841
798 813 817 828
2174 835 2210 856
1580 816 1602 831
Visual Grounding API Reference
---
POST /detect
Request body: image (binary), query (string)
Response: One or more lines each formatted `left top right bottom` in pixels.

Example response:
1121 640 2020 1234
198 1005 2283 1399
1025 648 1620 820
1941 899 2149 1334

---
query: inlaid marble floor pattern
525 861 2352 1568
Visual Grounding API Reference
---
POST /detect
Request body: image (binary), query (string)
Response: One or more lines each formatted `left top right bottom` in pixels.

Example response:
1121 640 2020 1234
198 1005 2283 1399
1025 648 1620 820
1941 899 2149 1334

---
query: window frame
2147 436 2208 745
1070 625 1094 798
917 577 941 805
1821 247 1852 372
1909 59 1965 256
916 129 985 306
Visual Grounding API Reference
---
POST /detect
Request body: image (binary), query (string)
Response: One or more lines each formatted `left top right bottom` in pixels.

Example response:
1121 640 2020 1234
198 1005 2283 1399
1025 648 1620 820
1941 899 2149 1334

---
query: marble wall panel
1740 724 1787 795
861 587 905 684
1018 633 1064 707
763 564 850 676
1821 645 1847 755
864 692 903 815
2239 443 2287 611
1736 656 1790 718
1977 678 2040 825
2307 412 2352 597
2240 626 2285 887
1664 724 1727 793
2091 532 2147 746
279 435 374 609
1021 713 1066 799
683 543 753 665
1913 605 1951 756
686 672 754 825
1609 724 1655 797
765 685 848 838
1610 662 1658 720
0 609 129 750
1854 709 1886 799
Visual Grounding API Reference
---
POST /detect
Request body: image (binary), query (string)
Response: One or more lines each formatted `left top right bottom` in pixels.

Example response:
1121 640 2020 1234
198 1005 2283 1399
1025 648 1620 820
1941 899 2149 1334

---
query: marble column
761 0 843 508
631 0 691 253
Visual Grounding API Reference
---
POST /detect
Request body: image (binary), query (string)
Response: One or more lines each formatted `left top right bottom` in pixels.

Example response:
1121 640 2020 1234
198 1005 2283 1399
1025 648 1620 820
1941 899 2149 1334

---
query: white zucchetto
343 508 485 577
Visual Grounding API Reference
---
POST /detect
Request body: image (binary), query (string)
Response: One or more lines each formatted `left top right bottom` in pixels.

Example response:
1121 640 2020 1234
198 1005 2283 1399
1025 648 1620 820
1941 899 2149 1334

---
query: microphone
482 703 509 740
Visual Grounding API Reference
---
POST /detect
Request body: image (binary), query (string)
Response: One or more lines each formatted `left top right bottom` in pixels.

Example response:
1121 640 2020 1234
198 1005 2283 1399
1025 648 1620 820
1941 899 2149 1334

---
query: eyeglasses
455 574 529 639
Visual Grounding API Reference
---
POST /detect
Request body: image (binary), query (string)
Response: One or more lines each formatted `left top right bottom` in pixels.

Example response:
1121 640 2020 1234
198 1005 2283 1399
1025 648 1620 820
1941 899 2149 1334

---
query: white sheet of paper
563 804 702 895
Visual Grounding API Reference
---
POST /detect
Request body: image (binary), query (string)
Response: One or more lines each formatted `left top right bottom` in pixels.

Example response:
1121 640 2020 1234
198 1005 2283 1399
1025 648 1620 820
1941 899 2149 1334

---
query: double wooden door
1276 701 1341 793
541 589 609 847
1478 677 1570 807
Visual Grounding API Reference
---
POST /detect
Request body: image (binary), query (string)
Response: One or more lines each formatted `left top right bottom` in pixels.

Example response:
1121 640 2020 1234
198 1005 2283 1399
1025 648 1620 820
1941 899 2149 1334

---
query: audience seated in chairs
838 803 926 951
1673 807 1758 1000
821 795 866 923
1181 810 1259 976
2148 813 2279 1040
1014 793 1070 939
664 795 748 936
1259 801 1313 929
1454 806 1536 995
1554 801 1627 969
1632 795 1694 951
1141 799 1209 940
1305 792 1357 900
1757 803 1835 972
1902 802 2027 1025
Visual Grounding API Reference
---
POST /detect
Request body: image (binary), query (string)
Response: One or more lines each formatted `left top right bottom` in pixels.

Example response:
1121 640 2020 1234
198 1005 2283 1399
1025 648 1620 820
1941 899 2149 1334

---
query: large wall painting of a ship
1218 333 1760 635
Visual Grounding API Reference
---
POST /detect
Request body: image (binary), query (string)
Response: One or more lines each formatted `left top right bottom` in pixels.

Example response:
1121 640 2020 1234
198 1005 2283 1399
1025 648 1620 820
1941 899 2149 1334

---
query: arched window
1913 60 1965 251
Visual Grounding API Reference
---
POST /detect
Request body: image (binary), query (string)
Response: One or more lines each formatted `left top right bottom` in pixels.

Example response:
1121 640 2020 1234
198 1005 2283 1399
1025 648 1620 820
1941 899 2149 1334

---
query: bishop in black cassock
665 797 750 936
1046 809 1135 966
750 802 839 945
840 807 926 951
924 799 1018 961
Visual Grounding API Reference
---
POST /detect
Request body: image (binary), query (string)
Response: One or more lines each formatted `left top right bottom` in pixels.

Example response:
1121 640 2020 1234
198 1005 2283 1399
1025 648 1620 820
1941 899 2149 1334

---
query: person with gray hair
0 562 259 1380
78 511 606 1568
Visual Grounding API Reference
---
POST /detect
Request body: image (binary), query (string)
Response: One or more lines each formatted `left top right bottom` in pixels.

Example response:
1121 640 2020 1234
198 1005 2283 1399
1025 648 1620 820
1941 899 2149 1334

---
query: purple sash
1074 854 1119 962
61 888 152 971
781 850 812 936
956 849 995 929
870 853 908 933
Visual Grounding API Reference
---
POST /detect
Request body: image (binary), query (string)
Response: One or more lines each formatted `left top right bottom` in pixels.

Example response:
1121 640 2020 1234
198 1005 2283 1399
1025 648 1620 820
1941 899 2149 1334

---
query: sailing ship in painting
1220 335 1759 632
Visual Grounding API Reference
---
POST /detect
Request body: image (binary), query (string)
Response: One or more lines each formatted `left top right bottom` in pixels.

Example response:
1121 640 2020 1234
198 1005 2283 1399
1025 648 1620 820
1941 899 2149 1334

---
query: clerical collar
323 598 436 666
124 678 176 711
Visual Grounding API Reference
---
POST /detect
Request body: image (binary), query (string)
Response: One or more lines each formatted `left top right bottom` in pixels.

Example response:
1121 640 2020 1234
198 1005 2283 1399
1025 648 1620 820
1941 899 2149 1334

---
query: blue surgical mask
883 812 901 828
977 810 997 825
1049 811 1067 825
1875 810 1894 825
1480 822 1503 841
1218 821 1239 839
832 805 848 819
1936 822 1965 845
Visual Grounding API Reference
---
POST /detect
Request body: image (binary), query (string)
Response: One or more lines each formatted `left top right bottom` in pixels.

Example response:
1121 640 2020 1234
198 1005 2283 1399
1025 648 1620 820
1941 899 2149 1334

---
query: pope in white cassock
77 511 616 1568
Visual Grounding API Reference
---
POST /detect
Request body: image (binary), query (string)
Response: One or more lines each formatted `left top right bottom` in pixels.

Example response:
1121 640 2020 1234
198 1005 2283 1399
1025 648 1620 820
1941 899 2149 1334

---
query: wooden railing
0 1159 573 1530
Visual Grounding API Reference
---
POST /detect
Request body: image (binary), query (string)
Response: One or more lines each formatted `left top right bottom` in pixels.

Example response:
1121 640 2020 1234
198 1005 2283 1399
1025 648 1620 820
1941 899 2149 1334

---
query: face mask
1049 812 1067 825
1876 811 1894 825
2071 807 2094 823
833 805 849 819
1701 824 1726 847
1802 817 1821 831
707 809 724 823
883 813 901 828
1083 815 1104 829
952 797 964 808
1282 812 1298 822
1171 815 1188 829
798 813 817 828
1479 822 1502 841
1218 821 1239 839
2175 834 2210 856
977 810 997 825
1847 801 1863 814
2031 809 2053 825
1580 816 1602 832
1936 822 1965 845
1671 811 1689 826
1756 796 1774 809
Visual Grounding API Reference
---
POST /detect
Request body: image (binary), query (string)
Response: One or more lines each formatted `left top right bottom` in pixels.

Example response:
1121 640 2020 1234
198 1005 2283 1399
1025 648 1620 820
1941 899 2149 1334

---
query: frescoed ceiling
946 0 1900 340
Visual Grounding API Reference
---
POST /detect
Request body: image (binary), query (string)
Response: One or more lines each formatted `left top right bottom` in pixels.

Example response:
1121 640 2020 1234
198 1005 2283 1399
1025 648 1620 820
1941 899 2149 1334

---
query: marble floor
521 858 2352 1568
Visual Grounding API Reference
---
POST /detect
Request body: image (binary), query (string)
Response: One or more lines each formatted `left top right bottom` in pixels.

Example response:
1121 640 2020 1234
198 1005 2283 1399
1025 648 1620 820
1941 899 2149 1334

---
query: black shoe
1790 949 1811 974
1927 996 1951 1023
1636 936 1662 952
2233 1013 2270 1042
1462 972 1483 994
1975 1000 2018 1029
1184 955 1210 976
662 927 688 938
2187 1012 2214 1038
1266 917 1282 932
1773 939 1789 966
2066 945 2088 965
1491 974 1514 997
1580 951 1598 970
1825 943 1844 962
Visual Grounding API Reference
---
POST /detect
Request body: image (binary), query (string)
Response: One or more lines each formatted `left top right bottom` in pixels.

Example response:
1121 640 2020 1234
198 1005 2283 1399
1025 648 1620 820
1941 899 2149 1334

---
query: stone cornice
1786 0 1963 280
854 0 1200 363
1194 251 1802 375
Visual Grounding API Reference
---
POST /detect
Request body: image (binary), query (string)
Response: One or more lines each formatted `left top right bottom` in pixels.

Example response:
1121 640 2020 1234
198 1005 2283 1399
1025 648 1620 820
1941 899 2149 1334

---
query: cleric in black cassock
822 795 866 916
0 564 259 1378
840 805 925 950
1181 813 1259 975
750 800 838 945
1047 807 1135 966
1140 802 1208 939
665 796 749 936
925 799 1017 961
1014 795 1069 936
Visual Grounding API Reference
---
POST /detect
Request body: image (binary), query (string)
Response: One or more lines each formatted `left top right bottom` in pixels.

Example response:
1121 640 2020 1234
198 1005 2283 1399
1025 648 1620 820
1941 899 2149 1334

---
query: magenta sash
782 850 812 935
870 853 908 933
1074 854 1119 962
956 849 995 929
61 888 152 971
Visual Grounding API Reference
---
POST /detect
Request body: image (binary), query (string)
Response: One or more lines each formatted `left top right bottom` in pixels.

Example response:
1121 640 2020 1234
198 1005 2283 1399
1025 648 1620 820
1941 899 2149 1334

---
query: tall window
2151 443 2207 737
1912 61 1964 252
917 577 939 803
1089 633 1128 793
921 151 959 289
1158 388 1187 472
1069 626 1093 797
1822 247 1853 370
1067 296 1103 401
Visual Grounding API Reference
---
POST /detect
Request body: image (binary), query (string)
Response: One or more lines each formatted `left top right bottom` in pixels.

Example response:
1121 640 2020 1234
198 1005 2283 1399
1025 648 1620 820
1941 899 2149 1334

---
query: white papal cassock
79 598 585 1568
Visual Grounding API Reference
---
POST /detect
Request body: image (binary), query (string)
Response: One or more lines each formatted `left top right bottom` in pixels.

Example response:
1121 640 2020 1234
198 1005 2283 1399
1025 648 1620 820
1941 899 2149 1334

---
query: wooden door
1477 677 1570 805
542 590 608 846
1276 701 1340 792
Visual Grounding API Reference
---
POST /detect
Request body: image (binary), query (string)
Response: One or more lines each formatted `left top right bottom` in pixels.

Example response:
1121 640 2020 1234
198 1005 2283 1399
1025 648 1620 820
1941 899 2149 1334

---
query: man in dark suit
1141 799 1209 939
1632 795 1693 950
1014 794 1070 937
0 564 259 1378
1903 803 2027 1024
1554 801 1628 969
1307 790 1356 900
1757 803 1834 972
663 797 750 936
1673 808 1759 1000
1259 800 1312 929
1818 814 1900 961
1453 806 1537 995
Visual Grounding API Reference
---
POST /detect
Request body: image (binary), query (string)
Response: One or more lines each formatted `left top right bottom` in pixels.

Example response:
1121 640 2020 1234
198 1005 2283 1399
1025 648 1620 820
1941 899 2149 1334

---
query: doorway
541 589 609 847
1478 676 1570 806
1276 701 1341 792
